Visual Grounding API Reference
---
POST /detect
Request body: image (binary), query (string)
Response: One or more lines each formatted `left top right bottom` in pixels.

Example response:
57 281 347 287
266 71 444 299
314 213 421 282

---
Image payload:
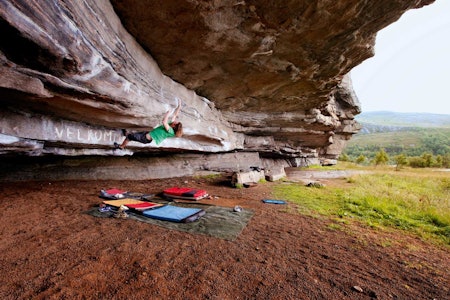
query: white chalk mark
123 81 131 93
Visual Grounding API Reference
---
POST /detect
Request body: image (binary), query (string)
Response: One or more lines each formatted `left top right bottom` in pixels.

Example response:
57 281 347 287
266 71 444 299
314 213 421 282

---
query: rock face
0 0 434 171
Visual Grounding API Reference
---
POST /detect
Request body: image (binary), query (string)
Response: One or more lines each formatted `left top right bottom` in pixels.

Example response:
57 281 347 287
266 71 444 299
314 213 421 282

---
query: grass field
274 165 450 245
349 130 422 147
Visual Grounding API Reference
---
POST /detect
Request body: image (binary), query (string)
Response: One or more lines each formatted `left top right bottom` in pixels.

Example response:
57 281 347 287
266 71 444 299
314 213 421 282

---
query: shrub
408 156 425 168
373 148 389 166
355 155 366 164
394 154 408 170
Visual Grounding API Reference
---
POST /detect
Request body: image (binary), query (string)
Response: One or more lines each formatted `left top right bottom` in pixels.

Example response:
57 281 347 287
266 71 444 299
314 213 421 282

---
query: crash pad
102 198 146 207
105 188 126 194
125 202 163 211
163 187 208 200
142 205 205 223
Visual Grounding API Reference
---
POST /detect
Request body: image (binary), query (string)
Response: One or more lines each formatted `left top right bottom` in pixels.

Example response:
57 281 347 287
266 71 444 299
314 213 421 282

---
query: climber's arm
171 99 182 123
162 110 171 131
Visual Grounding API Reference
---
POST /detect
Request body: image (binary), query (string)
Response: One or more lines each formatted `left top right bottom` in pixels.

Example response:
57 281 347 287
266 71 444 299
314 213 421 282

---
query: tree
394 154 407 170
443 154 450 168
409 156 425 168
373 148 389 166
435 155 443 168
421 152 434 168
355 155 366 164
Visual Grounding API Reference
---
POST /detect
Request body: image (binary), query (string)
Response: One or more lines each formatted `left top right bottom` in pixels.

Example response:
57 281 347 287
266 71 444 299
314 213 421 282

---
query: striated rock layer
0 0 434 174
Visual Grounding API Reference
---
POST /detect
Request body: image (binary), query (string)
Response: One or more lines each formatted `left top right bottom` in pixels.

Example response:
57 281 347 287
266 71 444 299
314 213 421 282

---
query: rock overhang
0 0 435 164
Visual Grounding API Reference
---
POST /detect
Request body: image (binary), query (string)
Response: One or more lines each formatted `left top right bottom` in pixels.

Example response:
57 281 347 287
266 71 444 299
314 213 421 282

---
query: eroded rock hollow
0 0 434 179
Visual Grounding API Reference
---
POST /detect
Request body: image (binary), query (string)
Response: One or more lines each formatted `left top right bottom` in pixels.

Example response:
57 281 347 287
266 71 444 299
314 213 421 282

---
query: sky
351 0 450 115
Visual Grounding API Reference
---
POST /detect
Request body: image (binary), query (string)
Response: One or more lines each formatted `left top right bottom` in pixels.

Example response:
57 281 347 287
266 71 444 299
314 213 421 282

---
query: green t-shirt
149 124 175 145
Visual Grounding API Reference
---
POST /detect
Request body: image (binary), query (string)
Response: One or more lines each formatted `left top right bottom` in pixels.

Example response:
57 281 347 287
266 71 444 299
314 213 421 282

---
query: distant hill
356 111 450 130
343 111 450 159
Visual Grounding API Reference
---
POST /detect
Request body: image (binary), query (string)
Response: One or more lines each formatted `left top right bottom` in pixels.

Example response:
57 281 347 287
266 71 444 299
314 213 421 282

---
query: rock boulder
0 0 434 177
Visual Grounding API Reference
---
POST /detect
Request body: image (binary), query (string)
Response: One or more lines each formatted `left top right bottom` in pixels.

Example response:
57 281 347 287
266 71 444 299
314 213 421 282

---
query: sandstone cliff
0 0 434 179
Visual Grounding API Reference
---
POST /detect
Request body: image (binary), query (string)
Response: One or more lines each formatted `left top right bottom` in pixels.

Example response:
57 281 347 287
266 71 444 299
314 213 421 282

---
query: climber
114 100 183 150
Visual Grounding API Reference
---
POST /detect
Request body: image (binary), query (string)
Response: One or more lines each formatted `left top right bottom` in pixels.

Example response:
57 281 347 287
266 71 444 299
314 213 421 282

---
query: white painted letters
55 126 119 144
66 127 74 139
55 127 64 139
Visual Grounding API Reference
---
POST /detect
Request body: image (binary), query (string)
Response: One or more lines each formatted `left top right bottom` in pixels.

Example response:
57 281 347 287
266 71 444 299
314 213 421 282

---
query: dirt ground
0 174 448 300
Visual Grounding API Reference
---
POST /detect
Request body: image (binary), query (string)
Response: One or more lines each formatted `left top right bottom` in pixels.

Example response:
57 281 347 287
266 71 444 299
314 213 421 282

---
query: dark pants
127 132 152 144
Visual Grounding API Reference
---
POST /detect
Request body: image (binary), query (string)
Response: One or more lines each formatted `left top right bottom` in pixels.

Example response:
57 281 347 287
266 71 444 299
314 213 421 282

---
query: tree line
341 128 449 168
340 149 450 169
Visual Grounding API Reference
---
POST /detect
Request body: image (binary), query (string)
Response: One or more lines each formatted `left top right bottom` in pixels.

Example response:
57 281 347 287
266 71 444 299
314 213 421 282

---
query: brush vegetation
274 165 450 245
343 112 450 166
343 127 450 159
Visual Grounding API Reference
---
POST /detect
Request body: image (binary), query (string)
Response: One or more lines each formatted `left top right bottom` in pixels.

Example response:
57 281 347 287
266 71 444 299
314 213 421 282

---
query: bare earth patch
0 175 448 299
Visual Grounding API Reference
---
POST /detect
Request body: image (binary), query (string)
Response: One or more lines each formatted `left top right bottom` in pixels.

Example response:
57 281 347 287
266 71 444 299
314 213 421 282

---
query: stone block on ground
231 170 265 188
265 168 286 182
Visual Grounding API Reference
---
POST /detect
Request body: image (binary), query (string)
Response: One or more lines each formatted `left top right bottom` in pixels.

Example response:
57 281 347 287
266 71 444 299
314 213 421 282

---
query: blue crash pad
142 205 205 223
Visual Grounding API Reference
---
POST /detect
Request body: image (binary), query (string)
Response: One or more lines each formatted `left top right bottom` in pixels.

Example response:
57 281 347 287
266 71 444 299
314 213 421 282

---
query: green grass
274 168 450 245
349 130 421 148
